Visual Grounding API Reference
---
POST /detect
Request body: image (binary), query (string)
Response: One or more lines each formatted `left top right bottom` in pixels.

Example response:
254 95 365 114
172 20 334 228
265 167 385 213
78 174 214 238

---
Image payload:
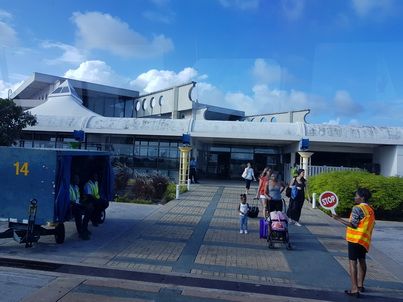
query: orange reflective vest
346 204 375 252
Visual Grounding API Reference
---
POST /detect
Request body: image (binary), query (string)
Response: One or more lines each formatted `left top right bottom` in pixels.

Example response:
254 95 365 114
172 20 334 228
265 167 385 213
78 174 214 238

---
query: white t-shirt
239 203 249 216
245 168 254 180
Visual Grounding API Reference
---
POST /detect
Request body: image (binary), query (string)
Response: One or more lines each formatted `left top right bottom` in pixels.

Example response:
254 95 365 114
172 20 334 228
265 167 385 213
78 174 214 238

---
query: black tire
99 210 106 224
55 223 65 244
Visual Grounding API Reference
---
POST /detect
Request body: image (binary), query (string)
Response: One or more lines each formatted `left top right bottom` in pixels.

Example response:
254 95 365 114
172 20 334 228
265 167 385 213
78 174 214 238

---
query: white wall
374 145 403 177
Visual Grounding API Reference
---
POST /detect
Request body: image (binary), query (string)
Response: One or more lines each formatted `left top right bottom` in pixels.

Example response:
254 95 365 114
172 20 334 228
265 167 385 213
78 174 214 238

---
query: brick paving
5 182 403 301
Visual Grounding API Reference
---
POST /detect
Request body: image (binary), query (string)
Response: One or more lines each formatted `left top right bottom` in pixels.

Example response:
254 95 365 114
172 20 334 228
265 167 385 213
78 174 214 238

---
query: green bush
131 176 155 200
164 183 188 202
113 162 132 192
309 171 403 220
151 173 170 199
114 194 152 204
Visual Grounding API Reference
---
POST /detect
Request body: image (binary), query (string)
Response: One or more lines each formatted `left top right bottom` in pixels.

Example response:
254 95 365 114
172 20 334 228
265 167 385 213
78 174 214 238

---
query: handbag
241 168 248 179
248 198 259 218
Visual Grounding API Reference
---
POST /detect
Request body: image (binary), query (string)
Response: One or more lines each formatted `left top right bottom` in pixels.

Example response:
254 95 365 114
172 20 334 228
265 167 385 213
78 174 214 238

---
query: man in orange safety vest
332 188 375 298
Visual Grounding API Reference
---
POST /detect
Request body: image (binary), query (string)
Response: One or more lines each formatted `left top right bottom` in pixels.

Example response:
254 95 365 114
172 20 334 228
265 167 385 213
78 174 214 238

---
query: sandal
344 290 360 298
358 286 365 292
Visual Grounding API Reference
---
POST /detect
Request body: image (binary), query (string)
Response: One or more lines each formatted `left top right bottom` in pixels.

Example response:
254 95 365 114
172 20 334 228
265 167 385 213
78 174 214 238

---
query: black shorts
267 199 283 212
348 242 367 260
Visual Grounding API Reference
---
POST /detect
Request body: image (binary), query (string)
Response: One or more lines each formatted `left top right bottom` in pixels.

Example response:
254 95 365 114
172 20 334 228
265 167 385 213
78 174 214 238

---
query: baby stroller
267 199 291 250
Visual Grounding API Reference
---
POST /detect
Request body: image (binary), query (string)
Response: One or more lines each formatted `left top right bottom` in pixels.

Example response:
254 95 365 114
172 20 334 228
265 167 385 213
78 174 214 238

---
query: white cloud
192 82 225 103
348 119 360 125
252 58 293 85
281 0 305 20
41 41 87 65
352 0 397 19
332 90 363 116
0 80 24 99
142 10 176 24
130 67 199 93
64 60 129 88
71 11 174 58
219 0 259 10
0 21 18 47
323 117 341 125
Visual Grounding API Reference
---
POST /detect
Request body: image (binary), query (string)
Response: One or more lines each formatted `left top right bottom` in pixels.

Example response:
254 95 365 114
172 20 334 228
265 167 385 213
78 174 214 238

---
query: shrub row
113 163 187 203
309 171 403 220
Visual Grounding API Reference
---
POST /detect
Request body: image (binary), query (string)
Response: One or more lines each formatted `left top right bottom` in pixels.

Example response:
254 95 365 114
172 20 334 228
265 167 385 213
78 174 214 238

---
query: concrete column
298 151 314 177
178 146 192 185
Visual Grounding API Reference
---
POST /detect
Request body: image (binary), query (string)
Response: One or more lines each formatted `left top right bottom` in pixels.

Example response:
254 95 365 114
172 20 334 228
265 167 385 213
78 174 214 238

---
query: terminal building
10 72 403 181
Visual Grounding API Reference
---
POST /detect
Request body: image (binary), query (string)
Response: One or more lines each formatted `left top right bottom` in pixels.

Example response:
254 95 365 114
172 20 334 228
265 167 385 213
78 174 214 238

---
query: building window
135 101 140 111
142 99 147 110
159 95 164 106
271 117 277 123
150 97 155 108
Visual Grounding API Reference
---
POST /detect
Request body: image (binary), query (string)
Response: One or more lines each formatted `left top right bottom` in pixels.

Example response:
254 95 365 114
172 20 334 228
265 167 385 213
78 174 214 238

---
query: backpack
285 187 292 198
248 202 259 218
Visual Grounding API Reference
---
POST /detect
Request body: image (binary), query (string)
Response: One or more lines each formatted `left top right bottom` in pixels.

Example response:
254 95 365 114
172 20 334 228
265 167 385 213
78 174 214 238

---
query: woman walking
242 163 256 195
255 168 271 215
287 169 310 226
265 172 286 213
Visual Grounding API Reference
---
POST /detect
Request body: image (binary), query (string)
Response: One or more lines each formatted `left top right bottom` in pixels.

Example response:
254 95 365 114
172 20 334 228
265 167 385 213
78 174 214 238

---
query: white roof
23 80 403 146
27 80 100 118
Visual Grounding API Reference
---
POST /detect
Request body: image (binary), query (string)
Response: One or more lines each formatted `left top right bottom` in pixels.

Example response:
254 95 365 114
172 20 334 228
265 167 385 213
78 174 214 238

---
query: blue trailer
0 147 114 247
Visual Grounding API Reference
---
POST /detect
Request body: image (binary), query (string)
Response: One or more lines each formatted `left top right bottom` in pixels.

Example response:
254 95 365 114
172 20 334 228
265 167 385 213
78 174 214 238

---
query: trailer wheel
99 210 106 224
55 223 65 244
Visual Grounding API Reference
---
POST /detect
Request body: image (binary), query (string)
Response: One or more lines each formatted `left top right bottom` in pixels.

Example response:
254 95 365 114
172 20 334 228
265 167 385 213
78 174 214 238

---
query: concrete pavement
0 181 402 301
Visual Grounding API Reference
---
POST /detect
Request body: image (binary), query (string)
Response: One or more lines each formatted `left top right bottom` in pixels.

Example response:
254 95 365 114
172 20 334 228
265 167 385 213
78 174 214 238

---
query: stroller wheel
286 243 292 250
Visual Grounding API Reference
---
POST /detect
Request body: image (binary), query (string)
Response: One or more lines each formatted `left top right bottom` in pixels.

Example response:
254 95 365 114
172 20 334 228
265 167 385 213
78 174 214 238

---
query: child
238 194 249 234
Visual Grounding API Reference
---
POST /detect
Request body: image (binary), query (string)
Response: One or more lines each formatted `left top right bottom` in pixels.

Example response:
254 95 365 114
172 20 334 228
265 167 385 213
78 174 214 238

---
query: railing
283 163 361 183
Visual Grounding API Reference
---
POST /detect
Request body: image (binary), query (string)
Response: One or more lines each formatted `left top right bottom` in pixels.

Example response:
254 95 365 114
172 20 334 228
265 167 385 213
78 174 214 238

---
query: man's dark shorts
348 241 367 260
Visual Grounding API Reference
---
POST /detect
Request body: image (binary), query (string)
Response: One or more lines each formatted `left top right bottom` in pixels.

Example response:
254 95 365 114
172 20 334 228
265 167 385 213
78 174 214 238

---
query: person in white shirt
238 194 249 234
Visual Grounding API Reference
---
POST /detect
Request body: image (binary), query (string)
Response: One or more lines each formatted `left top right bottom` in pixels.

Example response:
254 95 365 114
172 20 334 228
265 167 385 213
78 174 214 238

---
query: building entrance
205 151 231 179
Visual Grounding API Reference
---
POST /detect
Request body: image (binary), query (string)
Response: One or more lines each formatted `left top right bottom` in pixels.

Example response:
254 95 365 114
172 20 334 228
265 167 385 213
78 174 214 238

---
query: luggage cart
0 147 114 247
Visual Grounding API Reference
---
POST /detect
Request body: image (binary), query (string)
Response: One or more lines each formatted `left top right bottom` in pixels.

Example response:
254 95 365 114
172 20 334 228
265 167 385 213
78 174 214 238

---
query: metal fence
283 163 361 183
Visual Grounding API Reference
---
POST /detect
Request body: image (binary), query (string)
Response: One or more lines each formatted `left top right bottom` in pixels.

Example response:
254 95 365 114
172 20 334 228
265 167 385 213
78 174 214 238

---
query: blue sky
1 0 403 126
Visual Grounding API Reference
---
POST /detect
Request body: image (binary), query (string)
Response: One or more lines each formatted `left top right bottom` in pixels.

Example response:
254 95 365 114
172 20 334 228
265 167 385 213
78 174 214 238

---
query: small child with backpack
238 194 249 234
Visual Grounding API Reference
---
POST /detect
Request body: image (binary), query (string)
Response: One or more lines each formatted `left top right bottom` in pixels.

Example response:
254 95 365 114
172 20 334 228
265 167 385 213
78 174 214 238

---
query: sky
1 0 403 127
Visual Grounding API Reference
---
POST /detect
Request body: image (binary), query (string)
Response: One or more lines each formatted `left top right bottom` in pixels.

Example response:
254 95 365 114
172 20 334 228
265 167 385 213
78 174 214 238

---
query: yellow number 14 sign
14 162 29 176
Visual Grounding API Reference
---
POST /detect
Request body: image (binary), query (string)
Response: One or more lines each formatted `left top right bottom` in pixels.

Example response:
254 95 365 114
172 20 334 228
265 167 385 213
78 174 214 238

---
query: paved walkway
0 182 402 301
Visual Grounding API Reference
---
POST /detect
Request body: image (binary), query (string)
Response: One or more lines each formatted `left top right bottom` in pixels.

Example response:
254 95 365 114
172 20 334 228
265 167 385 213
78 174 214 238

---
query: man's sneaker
240 230 244 234
244 230 248 234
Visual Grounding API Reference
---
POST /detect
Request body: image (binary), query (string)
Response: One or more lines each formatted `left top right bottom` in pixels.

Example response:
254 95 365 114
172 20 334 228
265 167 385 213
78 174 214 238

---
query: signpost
319 191 339 215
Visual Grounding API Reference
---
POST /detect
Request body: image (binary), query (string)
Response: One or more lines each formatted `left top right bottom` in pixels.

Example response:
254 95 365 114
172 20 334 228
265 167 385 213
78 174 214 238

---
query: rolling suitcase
259 218 268 238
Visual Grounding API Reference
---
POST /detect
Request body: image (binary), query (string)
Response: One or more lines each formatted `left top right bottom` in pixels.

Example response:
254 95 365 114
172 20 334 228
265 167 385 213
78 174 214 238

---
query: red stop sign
319 191 339 210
